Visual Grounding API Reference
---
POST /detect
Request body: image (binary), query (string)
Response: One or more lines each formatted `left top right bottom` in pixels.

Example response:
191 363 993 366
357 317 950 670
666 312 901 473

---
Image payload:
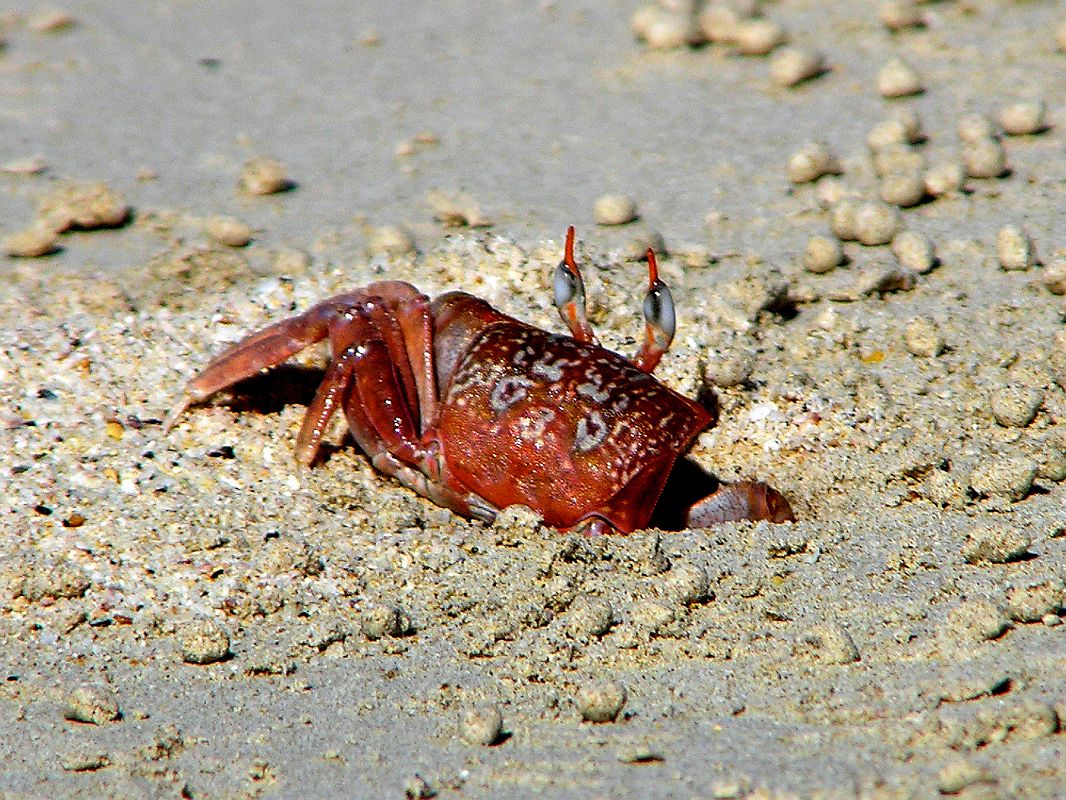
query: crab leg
685 481 795 527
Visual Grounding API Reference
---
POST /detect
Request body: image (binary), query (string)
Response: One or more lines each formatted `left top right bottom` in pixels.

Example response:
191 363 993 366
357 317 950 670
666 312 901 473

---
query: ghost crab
166 227 793 534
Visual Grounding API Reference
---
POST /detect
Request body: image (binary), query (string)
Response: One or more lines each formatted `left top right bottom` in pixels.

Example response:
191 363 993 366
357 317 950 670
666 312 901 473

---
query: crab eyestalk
553 225 598 344
634 248 675 374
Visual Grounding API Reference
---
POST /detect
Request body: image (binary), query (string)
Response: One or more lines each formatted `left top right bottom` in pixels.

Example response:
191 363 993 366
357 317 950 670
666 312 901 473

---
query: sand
1 2 1065 798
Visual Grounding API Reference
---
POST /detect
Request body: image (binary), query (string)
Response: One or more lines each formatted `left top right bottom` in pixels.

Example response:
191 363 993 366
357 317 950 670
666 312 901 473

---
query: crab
165 227 794 535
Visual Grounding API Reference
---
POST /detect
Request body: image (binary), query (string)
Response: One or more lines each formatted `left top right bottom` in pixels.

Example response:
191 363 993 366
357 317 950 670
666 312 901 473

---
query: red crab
166 227 793 535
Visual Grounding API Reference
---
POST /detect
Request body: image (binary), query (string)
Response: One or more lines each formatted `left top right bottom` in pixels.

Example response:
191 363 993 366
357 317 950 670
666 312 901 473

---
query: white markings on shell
490 375 534 415
575 410 609 454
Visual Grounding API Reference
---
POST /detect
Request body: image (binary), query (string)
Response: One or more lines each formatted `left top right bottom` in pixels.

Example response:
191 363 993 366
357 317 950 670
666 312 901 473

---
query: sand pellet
565 595 614 638
1058 20 1066 54
803 235 844 273
892 231 936 273
204 215 253 247
733 18 785 55
947 600 1009 641
937 761 995 795
1042 256 1066 295
37 182 130 232
63 686 120 725
1006 576 1065 622
969 456 1037 501
240 158 291 195
880 171 926 207
814 176 849 208
998 100 1048 136
872 143 926 177
577 681 627 723
961 525 1031 564
181 619 231 664
787 141 840 184
877 57 923 98
661 563 708 606
866 118 911 151
924 161 966 197
962 137 1008 178
794 623 860 664
594 193 639 226
458 704 503 746
903 316 943 357
3 224 60 258
996 225 1035 271
361 604 409 640
366 225 417 257
957 113 999 143
991 385 1043 427
829 200 859 241
769 47 825 87
854 202 899 245
879 1 924 31
697 3 748 43
631 6 698 49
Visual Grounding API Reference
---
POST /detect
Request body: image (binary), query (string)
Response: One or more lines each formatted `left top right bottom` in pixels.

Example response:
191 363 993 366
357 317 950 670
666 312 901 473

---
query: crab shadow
213 364 326 417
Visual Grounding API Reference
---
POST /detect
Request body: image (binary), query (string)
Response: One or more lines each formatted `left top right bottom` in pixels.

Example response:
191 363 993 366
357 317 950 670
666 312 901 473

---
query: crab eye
643 279 675 346
554 261 583 310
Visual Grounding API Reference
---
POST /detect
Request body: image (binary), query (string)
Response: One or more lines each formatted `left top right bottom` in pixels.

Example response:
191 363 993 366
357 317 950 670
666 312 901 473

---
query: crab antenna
553 225 597 344
634 248 675 374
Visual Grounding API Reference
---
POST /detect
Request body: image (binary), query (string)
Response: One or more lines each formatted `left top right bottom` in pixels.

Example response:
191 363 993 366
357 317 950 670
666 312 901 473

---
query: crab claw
685 481 795 527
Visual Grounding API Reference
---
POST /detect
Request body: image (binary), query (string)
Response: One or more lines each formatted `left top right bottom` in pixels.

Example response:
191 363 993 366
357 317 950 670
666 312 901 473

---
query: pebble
962 137 1008 179
733 18 785 55
1005 576 1065 622
661 562 709 606
803 235 844 274
593 193 639 226
903 316 943 357
458 704 503 746
1042 256 1066 295
960 525 1031 564
577 681 628 723
924 161 966 197
879 0 924 31
793 622 860 664
404 774 437 799
968 456 1037 501
366 224 417 257
37 182 130 232
990 385 1043 427
998 100 1048 136
565 595 614 638
787 141 840 184
240 158 291 195
854 202 900 246
958 113 999 143
937 761 995 795
768 47 825 87
947 600 1010 641
2 223 60 258
181 619 232 664
204 215 253 247
63 685 121 725
361 604 409 640
892 231 936 273
877 57 923 98
880 170 926 207
996 225 1035 271
829 200 859 241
